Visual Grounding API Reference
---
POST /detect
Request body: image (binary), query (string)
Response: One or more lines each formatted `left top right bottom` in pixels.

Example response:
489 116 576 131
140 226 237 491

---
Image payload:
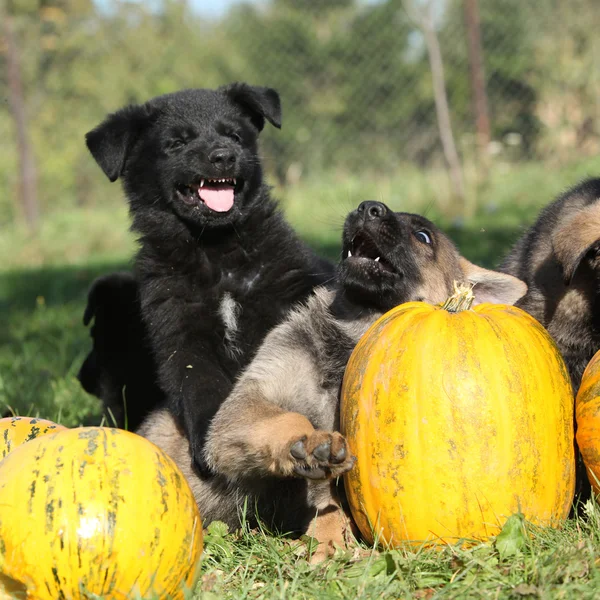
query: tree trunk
419 3 465 203
2 10 40 230
464 0 491 155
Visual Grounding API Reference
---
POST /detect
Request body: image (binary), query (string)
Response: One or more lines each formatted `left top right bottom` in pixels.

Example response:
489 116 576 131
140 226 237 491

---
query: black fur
84 83 334 475
77 272 164 431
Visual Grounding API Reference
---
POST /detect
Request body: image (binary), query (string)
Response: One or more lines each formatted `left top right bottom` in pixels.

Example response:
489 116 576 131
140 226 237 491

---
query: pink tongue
199 187 234 212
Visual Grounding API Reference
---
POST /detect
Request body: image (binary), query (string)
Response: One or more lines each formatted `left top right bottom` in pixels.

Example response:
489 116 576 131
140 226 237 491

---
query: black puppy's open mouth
345 232 395 273
176 177 242 213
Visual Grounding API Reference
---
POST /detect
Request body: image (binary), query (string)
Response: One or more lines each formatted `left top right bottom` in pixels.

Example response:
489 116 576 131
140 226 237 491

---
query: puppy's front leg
205 386 355 481
306 481 356 564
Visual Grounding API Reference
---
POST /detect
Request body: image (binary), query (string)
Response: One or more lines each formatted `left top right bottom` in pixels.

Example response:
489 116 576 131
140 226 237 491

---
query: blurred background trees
1 0 599 226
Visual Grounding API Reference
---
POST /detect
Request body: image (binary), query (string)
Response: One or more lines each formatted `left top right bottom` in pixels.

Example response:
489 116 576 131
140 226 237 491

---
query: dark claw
331 444 346 464
290 439 307 460
294 465 327 480
312 441 331 462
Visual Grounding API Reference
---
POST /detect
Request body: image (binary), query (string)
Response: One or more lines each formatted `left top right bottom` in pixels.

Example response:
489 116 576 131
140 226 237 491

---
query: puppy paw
288 431 355 480
307 503 354 564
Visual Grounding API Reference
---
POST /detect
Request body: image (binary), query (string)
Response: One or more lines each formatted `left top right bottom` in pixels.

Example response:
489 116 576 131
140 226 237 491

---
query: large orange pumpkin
0 416 66 460
576 349 600 494
0 427 203 599
341 286 575 547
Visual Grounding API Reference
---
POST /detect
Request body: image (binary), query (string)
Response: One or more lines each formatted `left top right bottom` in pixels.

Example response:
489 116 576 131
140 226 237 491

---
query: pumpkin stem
442 281 475 313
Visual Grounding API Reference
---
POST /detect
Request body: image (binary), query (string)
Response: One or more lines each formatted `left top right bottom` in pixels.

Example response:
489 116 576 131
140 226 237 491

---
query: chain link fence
217 0 599 184
1 0 599 219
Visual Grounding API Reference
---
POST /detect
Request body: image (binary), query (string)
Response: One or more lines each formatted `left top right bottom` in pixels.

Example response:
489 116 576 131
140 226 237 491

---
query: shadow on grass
0 261 131 425
0 260 131 311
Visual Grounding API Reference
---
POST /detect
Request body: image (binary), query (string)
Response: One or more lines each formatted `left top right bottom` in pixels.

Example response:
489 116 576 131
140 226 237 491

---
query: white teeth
201 178 235 185
347 250 352 258
375 257 380 262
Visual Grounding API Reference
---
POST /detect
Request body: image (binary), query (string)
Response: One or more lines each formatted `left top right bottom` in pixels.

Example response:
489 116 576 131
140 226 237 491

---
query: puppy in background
501 178 600 392
139 200 527 560
77 272 164 431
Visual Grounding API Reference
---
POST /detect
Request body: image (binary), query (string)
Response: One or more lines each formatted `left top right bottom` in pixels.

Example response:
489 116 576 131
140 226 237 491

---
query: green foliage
2 0 599 225
495 514 528 560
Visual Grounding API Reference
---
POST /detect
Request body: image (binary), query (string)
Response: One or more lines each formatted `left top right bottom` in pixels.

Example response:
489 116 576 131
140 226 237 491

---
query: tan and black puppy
501 178 600 392
139 201 526 559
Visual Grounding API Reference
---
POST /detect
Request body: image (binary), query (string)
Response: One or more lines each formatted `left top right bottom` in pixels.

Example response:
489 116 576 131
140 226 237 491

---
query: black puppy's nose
208 148 236 167
357 201 387 220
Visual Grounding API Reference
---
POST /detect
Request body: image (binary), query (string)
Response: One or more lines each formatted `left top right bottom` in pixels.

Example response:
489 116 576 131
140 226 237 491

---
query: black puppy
84 83 334 475
78 272 164 431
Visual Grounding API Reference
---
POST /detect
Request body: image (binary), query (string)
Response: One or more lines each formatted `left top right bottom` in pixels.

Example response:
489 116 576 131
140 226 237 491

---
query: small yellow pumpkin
576 349 600 494
341 286 575 547
0 416 66 460
0 427 203 599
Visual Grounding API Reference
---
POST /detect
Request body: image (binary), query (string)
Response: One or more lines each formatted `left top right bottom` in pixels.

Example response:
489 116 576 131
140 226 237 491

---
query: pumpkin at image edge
0 426 203 600
576 349 600 495
341 286 575 547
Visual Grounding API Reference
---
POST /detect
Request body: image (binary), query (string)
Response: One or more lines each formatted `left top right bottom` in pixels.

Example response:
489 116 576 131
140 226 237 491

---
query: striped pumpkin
0 416 67 461
341 286 575 547
576 349 600 494
0 427 203 599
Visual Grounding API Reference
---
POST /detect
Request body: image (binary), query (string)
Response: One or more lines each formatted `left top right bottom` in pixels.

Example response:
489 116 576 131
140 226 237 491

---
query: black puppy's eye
168 139 186 150
227 132 242 144
414 230 432 245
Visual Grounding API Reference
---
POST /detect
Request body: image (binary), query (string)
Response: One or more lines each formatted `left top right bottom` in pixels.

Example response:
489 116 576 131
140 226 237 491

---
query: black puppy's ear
551 204 600 284
83 272 138 326
85 104 152 182
221 82 282 131
83 282 98 326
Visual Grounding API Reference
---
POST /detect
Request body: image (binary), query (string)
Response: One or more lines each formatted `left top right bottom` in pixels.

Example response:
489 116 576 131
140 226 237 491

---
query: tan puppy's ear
459 258 527 305
551 204 600 284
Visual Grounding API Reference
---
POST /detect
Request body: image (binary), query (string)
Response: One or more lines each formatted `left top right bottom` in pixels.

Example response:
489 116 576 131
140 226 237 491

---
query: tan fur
500 179 600 504
137 411 248 526
306 496 356 564
552 204 600 282
250 411 316 476
460 258 528 305
204 288 363 484
410 235 461 304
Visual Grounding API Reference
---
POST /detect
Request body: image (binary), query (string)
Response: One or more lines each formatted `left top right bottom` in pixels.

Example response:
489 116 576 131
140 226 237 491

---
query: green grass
195 508 600 599
2 159 600 598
